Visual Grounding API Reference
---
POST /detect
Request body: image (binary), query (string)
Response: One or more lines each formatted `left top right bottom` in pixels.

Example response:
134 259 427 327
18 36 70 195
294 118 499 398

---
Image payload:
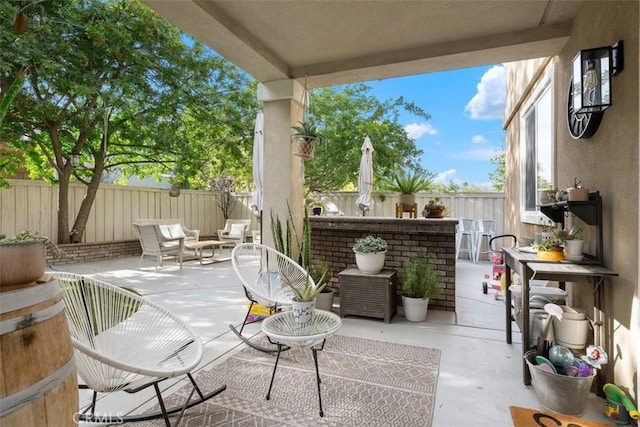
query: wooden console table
339 268 397 323
502 247 617 389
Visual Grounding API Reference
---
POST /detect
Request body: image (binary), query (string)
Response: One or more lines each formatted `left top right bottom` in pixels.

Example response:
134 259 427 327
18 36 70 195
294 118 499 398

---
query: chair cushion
229 223 246 238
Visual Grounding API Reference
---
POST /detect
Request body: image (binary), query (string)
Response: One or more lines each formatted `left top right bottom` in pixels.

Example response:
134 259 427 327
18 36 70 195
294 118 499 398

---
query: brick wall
48 240 141 265
310 216 458 312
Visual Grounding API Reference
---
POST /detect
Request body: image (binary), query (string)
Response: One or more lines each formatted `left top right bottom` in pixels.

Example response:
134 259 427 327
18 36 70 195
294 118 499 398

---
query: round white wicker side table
261 309 342 417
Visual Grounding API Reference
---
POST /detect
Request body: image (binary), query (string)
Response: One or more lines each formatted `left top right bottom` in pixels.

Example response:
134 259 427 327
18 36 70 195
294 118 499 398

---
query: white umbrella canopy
250 112 264 215
356 136 374 215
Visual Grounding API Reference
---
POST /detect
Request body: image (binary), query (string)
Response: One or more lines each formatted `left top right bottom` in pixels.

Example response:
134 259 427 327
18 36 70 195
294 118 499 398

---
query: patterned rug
137 335 441 426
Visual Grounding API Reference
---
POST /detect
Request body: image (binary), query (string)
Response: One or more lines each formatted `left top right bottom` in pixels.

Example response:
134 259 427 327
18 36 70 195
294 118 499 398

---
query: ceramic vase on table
292 299 315 323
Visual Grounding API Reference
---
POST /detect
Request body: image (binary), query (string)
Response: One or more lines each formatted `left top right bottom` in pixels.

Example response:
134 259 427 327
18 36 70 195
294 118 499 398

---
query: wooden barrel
0 277 78 426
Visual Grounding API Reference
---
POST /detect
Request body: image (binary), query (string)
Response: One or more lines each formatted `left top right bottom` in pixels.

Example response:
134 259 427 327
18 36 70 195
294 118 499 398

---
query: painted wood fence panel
1 180 504 243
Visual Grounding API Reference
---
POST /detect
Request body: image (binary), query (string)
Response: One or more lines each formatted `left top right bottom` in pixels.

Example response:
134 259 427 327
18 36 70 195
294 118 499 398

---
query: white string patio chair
229 243 315 353
55 272 226 426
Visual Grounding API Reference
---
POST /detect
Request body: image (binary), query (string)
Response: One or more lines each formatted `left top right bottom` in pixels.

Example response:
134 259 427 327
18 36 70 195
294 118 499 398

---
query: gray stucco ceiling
142 0 582 88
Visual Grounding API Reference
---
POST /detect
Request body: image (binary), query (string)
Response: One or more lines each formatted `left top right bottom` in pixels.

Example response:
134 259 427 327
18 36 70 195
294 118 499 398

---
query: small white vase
402 296 429 322
291 299 315 323
354 251 386 274
564 239 584 261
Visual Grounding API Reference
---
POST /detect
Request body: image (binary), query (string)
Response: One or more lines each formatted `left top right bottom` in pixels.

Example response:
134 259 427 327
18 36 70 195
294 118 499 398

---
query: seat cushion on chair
229 223 246 238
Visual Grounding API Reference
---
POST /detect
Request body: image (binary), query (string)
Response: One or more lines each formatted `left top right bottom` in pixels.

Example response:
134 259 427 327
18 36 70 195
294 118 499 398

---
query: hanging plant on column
291 120 325 160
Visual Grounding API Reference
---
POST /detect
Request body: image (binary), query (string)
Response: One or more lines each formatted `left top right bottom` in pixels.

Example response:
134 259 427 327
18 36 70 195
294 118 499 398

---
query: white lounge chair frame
134 219 200 243
133 223 185 271
217 219 252 244
229 243 315 353
56 272 225 426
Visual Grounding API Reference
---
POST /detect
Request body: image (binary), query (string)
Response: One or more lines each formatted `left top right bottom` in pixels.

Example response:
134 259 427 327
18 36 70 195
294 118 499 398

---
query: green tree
489 139 506 192
303 84 430 193
1 0 257 242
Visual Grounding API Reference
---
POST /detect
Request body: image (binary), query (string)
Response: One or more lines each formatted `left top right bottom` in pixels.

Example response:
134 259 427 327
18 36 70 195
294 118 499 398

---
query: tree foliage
489 139 506 192
302 84 430 193
1 0 258 242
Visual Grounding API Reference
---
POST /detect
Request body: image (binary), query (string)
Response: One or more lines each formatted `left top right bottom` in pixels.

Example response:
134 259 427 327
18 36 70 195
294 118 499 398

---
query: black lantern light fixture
70 152 81 168
571 40 624 114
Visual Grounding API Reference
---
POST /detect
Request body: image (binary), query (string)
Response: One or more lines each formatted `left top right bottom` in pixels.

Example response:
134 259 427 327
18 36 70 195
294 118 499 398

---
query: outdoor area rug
137 335 441 426
510 406 614 427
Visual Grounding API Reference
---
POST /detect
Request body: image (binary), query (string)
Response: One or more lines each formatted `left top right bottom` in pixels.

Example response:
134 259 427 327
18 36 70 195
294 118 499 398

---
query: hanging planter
292 135 318 159
291 120 325 160
169 183 181 197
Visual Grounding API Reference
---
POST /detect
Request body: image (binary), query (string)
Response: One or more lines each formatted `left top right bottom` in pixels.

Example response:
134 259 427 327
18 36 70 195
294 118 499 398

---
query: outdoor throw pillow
229 223 245 238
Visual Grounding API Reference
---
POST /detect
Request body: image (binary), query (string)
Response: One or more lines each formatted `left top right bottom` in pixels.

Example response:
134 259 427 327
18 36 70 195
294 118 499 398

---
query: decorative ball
549 345 574 368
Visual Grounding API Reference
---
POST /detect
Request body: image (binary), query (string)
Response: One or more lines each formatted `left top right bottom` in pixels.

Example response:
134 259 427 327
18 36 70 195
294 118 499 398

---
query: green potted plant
309 260 334 311
400 256 442 322
379 169 434 211
558 226 585 261
281 270 330 323
422 197 448 218
531 231 565 261
352 235 387 274
291 120 326 159
0 230 71 287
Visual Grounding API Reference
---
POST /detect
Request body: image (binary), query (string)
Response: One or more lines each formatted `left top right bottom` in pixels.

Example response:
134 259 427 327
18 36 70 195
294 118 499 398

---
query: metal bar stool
455 218 477 261
474 219 496 262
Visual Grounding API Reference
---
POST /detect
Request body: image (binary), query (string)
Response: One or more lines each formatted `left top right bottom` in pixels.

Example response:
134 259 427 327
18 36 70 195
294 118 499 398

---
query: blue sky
364 65 506 189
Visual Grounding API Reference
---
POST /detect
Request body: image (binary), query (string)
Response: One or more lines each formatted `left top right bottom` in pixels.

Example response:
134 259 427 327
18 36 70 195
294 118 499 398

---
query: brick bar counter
310 216 458 312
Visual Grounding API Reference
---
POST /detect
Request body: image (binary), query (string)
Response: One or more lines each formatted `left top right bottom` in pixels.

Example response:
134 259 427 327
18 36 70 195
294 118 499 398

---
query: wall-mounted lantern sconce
70 153 81 168
571 40 624 114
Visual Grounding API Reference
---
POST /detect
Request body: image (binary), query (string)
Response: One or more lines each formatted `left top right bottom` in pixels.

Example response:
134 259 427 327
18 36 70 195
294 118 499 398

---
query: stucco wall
504 1 639 398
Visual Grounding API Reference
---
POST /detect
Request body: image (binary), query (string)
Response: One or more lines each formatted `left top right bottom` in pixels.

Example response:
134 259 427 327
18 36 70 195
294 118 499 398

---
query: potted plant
380 169 434 212
291 120 326 160
281 270 330 323
0 230 71 287
532 233 565 261
352 235 388 274
422 197 448 218
559 226 585 261
400 256 442 322
567 177 589 201
309 260 334 311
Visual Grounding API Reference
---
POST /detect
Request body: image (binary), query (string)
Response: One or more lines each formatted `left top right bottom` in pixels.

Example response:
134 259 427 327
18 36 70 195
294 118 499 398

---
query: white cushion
229 223 246 238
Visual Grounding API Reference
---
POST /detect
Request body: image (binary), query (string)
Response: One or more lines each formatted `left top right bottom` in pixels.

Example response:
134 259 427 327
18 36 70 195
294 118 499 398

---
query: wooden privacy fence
0 180 505 243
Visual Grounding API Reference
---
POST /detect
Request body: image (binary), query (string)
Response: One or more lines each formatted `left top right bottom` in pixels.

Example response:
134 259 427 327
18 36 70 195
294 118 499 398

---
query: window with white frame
520 74 554 224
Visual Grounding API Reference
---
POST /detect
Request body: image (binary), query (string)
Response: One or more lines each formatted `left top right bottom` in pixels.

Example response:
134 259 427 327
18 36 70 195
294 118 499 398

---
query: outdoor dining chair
55 272 226 427
229 243 314 353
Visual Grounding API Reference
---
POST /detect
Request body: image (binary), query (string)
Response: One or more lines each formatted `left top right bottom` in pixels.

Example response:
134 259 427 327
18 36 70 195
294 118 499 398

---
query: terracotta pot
0 240 46 289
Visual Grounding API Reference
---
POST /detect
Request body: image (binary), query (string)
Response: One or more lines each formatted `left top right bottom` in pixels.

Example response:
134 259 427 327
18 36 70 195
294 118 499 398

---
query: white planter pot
291 299 315 323
354 251 386 275
402 295 429 322
315 289 334 312
564 239 584 261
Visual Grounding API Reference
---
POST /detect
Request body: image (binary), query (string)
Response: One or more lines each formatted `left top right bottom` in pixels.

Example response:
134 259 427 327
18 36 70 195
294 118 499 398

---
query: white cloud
472 135 486 144
465 65 506 120
405 122 437 139
433 169 457 185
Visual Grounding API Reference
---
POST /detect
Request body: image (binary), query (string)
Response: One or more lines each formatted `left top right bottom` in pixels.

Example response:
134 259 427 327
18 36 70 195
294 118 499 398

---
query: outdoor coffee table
261 309 342 417
184 240 235 265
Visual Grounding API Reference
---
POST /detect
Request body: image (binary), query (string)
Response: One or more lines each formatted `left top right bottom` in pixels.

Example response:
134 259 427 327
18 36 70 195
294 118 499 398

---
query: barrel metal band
0 299 65 336
0 357 76 417
0 280 60 314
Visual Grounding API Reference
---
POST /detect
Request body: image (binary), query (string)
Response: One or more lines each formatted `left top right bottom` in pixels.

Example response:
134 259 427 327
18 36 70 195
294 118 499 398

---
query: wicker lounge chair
133 223 185 271
55 272 226 426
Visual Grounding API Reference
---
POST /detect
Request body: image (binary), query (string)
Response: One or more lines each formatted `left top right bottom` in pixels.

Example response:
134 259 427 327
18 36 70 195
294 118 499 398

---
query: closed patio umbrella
356 136 374 216
250 112 263 216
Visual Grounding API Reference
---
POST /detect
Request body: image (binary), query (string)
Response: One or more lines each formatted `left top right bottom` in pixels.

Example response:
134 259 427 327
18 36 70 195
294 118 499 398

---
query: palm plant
291 120 326 143
379 169 435 194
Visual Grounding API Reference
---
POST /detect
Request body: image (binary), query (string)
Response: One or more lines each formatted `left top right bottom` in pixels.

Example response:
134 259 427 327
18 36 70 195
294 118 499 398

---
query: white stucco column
257 79 306 250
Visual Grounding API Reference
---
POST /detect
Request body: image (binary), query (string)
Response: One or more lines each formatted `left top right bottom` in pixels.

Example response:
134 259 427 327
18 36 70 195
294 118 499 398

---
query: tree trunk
57 170 71 244
69 153 106 244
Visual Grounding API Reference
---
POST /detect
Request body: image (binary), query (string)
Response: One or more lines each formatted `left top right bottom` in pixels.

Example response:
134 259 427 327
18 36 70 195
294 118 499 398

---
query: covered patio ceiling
141 0 582 88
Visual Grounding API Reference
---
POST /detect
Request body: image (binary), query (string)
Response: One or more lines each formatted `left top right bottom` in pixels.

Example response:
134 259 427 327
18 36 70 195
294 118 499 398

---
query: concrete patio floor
51 253 611 426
